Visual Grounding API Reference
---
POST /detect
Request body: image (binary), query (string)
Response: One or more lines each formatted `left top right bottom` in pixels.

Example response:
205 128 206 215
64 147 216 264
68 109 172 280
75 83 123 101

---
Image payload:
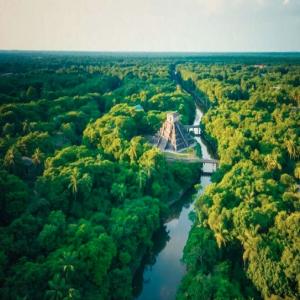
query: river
133 105 213 300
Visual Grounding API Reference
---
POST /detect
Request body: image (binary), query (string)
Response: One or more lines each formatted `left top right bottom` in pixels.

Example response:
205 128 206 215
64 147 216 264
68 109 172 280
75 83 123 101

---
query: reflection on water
132 189 194 300
133 225 170 297
133 107 213 300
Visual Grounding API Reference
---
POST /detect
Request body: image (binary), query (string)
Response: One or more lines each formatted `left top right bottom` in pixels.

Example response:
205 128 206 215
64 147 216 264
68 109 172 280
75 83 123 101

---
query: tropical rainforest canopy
0 52 299 299
177 60 300 300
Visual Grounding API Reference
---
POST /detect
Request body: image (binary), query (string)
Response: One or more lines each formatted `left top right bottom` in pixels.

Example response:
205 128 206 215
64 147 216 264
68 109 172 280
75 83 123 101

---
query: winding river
133 104 214 300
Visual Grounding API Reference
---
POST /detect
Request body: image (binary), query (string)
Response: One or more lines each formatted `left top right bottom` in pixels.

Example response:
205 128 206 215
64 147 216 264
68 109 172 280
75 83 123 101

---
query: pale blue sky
0 0 299 52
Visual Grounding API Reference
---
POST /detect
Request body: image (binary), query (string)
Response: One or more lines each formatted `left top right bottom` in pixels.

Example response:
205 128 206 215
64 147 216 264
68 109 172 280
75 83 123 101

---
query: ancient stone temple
156 112 194 152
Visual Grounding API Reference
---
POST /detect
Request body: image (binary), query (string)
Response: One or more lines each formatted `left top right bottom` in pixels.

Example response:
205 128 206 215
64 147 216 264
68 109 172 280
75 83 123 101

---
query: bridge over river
164 152 219 174
134 67 218 300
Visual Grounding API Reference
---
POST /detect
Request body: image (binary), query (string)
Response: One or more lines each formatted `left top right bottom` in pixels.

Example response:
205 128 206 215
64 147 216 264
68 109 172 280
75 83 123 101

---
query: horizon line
0 49 300 54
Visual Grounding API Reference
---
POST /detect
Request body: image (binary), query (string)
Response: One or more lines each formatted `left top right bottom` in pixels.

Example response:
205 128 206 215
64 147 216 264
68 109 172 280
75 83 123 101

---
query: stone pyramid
156 112 194 152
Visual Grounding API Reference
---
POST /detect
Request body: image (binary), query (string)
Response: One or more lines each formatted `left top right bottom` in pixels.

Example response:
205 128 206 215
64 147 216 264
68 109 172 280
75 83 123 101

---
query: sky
0 0 299 52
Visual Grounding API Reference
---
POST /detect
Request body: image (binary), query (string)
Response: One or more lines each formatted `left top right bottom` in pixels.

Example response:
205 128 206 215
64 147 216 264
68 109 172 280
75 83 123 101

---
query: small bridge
165 154 219 174
184 125 201 136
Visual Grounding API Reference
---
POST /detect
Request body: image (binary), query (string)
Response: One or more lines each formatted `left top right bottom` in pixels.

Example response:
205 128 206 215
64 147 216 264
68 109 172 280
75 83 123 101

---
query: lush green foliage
177 62 300 300
1 52 299 300
0 53 200 300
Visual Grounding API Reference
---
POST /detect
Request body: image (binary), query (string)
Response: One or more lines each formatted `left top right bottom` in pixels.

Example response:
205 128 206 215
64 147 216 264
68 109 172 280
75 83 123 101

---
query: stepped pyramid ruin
156 112 195 152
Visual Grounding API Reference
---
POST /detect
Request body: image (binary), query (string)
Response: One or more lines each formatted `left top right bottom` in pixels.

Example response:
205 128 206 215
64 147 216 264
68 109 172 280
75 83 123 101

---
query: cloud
195 0 294 16
195 0 226 15
194 0 272 16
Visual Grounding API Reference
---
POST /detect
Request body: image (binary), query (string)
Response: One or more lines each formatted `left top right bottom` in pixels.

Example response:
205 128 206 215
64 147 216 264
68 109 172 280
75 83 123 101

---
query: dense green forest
0 52 299 300
0 52 200 299
177 62 300 299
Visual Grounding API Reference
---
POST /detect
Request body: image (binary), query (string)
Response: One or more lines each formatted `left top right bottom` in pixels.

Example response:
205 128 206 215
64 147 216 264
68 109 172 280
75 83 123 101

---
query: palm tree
4 147 16 168
142 159 155 178
214 224 228 248
4 146 21 173
129 143 138 162
137 169 147 190
22 120 31 134
265 154 281 171
245 191 255 203
285 139 298 159
215 231 226 248
32 148 43 166
241 226 261 263
68 168 80 202
64 288 80 300
60 251 76 280
294 164 300 180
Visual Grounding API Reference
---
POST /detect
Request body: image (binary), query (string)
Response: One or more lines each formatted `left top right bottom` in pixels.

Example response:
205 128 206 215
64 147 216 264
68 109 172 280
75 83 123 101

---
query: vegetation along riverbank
0 52 200 300
0 52 299 300
176 60 300 300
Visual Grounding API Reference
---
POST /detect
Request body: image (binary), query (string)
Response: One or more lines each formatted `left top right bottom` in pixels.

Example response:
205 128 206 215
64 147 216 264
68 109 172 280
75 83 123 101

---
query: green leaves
178 62 300 299
0 169 29 225
46 274 66 300
68 168 79 200
0 56 206 300
78 233 116 286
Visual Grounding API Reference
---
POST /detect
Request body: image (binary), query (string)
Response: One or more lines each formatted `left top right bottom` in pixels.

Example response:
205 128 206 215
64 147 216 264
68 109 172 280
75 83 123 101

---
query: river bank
132 65 219 300
133 101 215 299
